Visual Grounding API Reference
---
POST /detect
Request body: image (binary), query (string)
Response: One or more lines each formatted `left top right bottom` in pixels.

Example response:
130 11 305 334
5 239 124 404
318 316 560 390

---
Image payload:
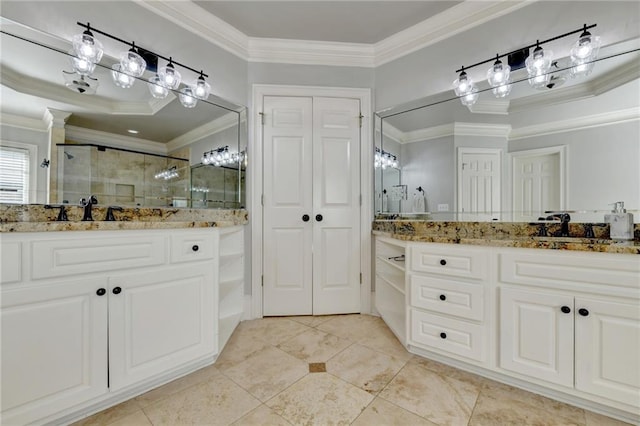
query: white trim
166 112 240 152
65 126 168 155
468 99 511 115
454 123 512 138
377 121 404 144
0 113 49 132
137 0 533 68
250 84 372 319
509 107 640 140
403 123 455 144
0 139 38 203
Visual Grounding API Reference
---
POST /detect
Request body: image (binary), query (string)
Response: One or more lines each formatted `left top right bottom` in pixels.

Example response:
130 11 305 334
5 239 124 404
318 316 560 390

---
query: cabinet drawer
31 233 166 280
170 232 215 263
498 250 640 290
410 274 484 321
409 243 488 280
1 241 22 284
410 309 486 362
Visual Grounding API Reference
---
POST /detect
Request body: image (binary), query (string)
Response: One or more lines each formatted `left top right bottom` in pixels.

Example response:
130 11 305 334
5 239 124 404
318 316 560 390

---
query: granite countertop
0 205 248 233
373 220 640 255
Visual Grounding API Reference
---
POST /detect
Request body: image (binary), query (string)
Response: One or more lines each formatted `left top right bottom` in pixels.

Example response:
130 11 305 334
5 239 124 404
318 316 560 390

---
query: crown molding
376 121 404 144
468 99 510 115
509 107 640 140
137 0 534 68
0 112 49 132
403 123 455 143
455 122 511 138
65 125 167 154
166 112 239 152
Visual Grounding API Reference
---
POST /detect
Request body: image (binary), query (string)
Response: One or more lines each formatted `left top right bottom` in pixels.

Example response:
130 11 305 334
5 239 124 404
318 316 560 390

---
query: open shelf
217 226 244 353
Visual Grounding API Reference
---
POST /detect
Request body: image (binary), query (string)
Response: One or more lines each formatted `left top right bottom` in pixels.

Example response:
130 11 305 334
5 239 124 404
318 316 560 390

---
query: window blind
0 146 30 203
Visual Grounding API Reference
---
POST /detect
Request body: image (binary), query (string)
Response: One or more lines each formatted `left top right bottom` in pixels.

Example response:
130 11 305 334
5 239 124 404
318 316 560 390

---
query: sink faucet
80 195 98 221
44 204 68 221
545 212 571 237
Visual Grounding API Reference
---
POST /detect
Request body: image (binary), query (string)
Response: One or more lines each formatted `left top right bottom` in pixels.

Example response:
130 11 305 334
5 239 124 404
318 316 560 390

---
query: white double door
263 96 361 316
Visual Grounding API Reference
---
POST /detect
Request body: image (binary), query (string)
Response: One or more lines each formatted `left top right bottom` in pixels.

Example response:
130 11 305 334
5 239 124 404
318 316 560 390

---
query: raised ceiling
194 1 461 43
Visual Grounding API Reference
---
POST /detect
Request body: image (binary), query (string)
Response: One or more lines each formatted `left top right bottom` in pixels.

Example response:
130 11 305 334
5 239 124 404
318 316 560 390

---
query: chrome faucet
80 195 98 221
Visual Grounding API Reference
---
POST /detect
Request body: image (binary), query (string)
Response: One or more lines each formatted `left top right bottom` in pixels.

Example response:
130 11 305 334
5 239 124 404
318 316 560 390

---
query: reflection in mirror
0 17 246 208
375 42 640 222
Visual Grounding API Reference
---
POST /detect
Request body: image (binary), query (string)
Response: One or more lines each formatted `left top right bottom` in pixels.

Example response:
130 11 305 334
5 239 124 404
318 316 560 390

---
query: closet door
312 97 361 314
263 96 314 315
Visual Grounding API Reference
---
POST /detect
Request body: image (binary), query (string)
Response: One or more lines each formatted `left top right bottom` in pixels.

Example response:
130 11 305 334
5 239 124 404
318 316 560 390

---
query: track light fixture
68 22 211 106
452 23 598 106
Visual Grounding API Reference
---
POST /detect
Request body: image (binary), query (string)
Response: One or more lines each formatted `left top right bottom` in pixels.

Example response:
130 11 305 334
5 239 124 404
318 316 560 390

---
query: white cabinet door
499 287 574 387
575 297 640 407
1 278 108 425
108 264 216 391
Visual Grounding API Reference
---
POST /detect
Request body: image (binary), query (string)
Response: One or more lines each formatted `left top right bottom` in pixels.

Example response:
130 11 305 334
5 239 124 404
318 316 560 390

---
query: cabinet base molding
48 355 216 426
408 345 639 425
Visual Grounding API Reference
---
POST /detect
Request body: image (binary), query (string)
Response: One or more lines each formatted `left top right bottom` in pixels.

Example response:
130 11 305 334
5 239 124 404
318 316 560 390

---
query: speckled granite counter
373 220 640 255
0 204 248 232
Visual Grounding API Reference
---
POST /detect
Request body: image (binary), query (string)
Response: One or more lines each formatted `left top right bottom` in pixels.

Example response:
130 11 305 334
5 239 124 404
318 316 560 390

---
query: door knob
315 214 323 222
302 214 310 222
112 287 122 295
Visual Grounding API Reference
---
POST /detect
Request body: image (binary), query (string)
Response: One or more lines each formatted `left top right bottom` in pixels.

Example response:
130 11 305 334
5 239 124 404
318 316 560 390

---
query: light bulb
148 74 169 99
453 69 474 96
191 73 211 100
487 56 511 88
179 87 198 108
158 60 181 90
526 43 553 89
120 48 146 77
72 29 103 64
111 64 135 89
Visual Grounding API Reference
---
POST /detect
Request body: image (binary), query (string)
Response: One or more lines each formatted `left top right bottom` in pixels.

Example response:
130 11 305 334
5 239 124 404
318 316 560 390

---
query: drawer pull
96 288 106 296
112 287 122 295
440 332 447 339
578 308 589 317
192 245 199 252
439 259 447 266
561 306 571 314
439 294 447 301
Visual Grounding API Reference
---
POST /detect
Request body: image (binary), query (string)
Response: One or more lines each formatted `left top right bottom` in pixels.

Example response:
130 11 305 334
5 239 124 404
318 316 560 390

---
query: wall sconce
374 147 399 169
452 23 598 106
201 146 245 167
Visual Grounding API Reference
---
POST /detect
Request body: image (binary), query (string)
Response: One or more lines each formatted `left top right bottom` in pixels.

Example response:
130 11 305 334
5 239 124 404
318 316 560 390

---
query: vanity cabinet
374 237 406 344
0 227 242 425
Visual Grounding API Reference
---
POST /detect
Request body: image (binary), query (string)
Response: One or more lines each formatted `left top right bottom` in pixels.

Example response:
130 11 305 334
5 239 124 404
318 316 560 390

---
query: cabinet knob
561 306 571 314
96 288 106 296
315 214 323 222
440 332 447 339
192 245 199 252
439 259 447 266
112 287 122 295
578 308 589 317
302 214 310 222
439 294 446 301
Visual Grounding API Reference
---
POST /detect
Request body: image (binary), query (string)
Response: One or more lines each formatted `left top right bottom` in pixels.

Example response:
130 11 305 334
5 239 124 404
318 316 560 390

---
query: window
0 145 31 203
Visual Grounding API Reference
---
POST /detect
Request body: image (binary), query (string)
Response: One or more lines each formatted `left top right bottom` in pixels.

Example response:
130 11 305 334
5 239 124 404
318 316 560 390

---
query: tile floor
74 315 632 426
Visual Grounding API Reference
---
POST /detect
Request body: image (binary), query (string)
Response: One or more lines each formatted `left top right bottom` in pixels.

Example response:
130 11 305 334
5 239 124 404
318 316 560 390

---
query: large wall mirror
0 17 246 209
375 40 639 223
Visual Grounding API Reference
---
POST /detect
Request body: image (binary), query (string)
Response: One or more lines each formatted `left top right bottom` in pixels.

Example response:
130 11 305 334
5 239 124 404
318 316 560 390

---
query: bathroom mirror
0 17 246 208
375 41 640 222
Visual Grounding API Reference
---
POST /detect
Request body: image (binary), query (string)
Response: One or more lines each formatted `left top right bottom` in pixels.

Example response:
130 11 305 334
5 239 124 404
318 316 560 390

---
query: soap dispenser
604 201 634 240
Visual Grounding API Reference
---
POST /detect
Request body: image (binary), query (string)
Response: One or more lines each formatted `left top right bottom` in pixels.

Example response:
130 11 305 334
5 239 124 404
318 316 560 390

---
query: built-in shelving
217 227 244 351
374 236 407 344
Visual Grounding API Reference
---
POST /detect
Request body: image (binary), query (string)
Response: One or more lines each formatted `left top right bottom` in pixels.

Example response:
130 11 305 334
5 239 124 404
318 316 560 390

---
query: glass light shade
120 50 146 77
72 31 103 64
570 58 595 78
158 63 181 90
148 74 169 99
492 83 512 98
63 71 98 95
571 33 601 61
487 59 511 88
191 77 211 100
526 46 553 89
453 71 474 96
179 87 198 108
460 87 479 106
70 54 96 76
111 64 135 89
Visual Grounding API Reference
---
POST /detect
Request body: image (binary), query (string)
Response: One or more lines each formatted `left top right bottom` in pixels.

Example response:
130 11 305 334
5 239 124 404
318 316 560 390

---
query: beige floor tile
351 398 438 426
409 356 492 388
237 317 311 345
479 381 586 424
106 410 152 426
142 373 260 425
469 391 584 426
327 344 407 394
584 411 634 426
379 362 480 425
288 315 340 327
355 322 412 362
277 328 352 363
317 314 384 342
266 372 374 426
231 404 292 426
214 326 272 371
222 345 309 401
72 399 142 426
135 363 220 408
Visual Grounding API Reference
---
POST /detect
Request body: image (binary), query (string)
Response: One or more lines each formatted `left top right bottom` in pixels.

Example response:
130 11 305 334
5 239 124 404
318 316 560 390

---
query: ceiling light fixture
374 148 398 169
202 146 245 167
452 23 598 106
70 22 211 108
